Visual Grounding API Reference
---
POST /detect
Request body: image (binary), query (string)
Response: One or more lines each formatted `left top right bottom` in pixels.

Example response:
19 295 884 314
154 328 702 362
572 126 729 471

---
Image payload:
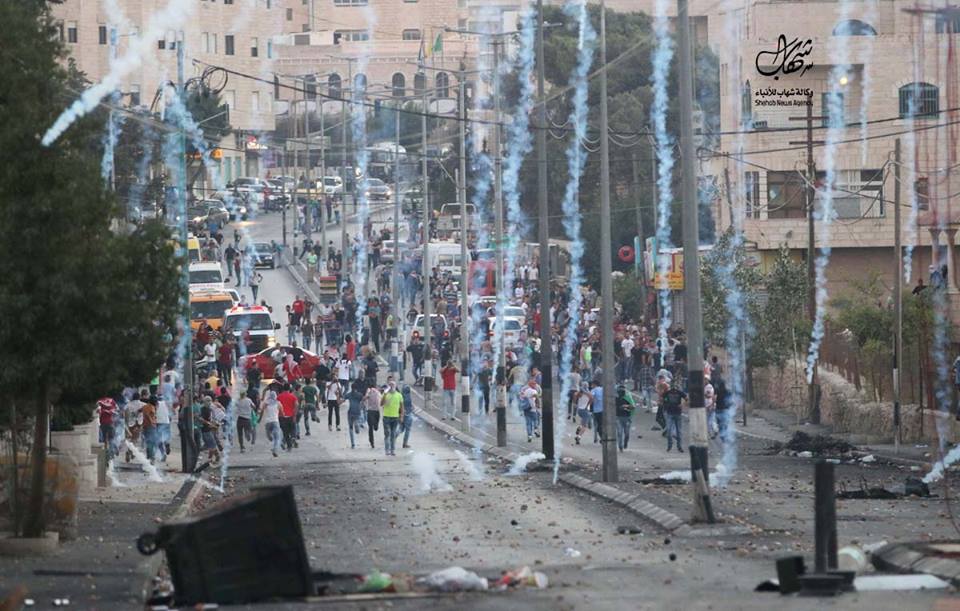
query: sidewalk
0 471 199 609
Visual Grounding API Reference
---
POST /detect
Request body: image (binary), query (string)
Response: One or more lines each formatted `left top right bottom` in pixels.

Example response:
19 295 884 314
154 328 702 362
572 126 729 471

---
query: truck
435 203 477 240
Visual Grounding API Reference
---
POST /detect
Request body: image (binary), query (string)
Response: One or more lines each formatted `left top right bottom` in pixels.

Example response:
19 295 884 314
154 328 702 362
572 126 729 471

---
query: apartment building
50 0 295 182
700 0 959 309
274 0 472 106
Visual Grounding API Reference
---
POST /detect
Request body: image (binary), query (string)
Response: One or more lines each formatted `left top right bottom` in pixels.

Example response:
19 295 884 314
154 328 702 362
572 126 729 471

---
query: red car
240 346 324 383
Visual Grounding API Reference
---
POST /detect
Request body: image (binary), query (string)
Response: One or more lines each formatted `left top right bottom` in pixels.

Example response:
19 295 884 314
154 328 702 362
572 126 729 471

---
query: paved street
175 212 960 609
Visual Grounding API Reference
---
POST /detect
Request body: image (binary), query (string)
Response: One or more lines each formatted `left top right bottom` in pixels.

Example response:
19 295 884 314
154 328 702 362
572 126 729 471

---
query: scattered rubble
765 432 857 457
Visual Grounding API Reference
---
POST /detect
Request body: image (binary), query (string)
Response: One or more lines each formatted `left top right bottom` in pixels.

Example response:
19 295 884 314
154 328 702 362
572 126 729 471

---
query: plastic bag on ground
417 567 489 592
496 565 549 589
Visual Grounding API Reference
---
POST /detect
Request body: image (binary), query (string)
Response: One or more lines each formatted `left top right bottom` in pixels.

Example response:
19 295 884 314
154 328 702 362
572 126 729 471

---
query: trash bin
138 485 313 605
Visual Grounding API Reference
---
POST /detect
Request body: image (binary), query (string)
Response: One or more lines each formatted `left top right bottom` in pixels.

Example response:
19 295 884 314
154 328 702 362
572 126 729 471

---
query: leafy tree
0 0 180 537
700 229 764 348
753 247 808 368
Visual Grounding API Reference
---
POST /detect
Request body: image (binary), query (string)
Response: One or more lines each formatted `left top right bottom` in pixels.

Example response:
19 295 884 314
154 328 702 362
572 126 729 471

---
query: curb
408 400 715 536
873 541 960 585
282 251 746 538
133 476 203 603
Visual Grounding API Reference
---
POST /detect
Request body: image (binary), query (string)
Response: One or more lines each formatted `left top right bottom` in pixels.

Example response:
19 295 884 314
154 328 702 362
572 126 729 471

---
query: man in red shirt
217 338 234 385
97 397 118 458
292 295 306 327
440 361 459 420
277 384 299 452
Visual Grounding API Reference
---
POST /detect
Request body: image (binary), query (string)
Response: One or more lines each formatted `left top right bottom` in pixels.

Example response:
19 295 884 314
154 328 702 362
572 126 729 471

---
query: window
225 0 234 4
811 169 884 218
334 0 367 5
392 73 406 97
832 19 876 36
302 24 310 32
250 37 258 57
435 72 449 97
99 25 107 45
305 75 317 100
899 83 939 118
158 39 166 49
916 177 930 210
329 73 342 98
766 170 807 219
741 80 752 126
402 29 421 41
414 72 426 95
821 91 844 127
129 84 141 107
354 73 367 94
67 21 78 43
225 34 235 55
252 91 260 113
267 40 273 59
336 29 369 42
286 8 293 20
225 90 236 110
936 13 960 33
744 171 760 219
56 21 64 42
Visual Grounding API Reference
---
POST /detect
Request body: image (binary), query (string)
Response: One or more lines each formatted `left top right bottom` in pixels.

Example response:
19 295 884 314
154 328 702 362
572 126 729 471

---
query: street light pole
493 39 507 447
303 88 313 244
422 87 434 404
177 31 196 474
677 0 714 523
458 67 471 432
320 91 327 271
536 0 554 461
597 1 618 482
392 102 403 374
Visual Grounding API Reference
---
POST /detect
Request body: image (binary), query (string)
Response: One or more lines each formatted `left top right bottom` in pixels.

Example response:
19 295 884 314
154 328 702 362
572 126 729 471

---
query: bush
50 402 94 432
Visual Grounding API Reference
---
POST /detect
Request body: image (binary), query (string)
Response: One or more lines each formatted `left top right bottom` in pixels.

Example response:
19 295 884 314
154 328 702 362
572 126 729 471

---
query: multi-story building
705 0 957 306
50 0 296 183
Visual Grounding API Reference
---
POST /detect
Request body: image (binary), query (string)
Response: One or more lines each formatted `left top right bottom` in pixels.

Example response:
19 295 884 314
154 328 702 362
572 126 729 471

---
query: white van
417 241 465 276
188 261 225 291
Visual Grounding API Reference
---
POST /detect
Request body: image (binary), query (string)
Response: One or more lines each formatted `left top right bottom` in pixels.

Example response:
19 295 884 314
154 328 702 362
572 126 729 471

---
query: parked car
318 176 344 199
359 177 392 202
187 200 230 231
250 242 277 268
406 314 447 346
239 345 323 384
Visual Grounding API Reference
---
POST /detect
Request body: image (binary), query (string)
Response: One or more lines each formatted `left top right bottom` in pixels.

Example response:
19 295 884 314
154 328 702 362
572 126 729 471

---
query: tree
753 247 808 368
0 0 181 537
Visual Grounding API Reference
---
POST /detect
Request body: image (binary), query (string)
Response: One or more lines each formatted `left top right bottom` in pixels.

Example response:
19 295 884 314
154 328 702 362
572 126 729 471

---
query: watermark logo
756 35 813 80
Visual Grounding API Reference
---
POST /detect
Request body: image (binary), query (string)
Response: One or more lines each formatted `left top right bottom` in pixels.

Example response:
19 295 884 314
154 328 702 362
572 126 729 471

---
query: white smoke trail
508 451 545 475
712 1 750 487
42 0 193 146
902 36 922 283
806 0 852 382
124 440 164 482
411 451 452 491
100 95 126 185
925 442 960 484
127 124 156 223
650 0 675 366
454 449 485 481
350 7 377 343
498 4 537 347
554 0 596 485
858 0 877 166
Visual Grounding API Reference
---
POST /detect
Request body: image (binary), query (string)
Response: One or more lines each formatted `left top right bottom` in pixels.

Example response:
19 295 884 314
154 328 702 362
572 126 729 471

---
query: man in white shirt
155 398 172 460
518 378 542 442
325 379 343 431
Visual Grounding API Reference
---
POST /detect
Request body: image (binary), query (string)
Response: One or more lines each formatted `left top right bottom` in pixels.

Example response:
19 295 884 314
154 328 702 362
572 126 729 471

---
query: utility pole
176 32 196 474
392 101 402 373
632 148 647 310
283 90 290 248
894 138 903 452
536 0 554 461
320 92 327 271
649 135 659 322
341 95 348 271
422 86 434 403
677 0 714 522
304 86 313 244
493 39 507 447
458 67 471 432
790 95 822 424
598 0 618 482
